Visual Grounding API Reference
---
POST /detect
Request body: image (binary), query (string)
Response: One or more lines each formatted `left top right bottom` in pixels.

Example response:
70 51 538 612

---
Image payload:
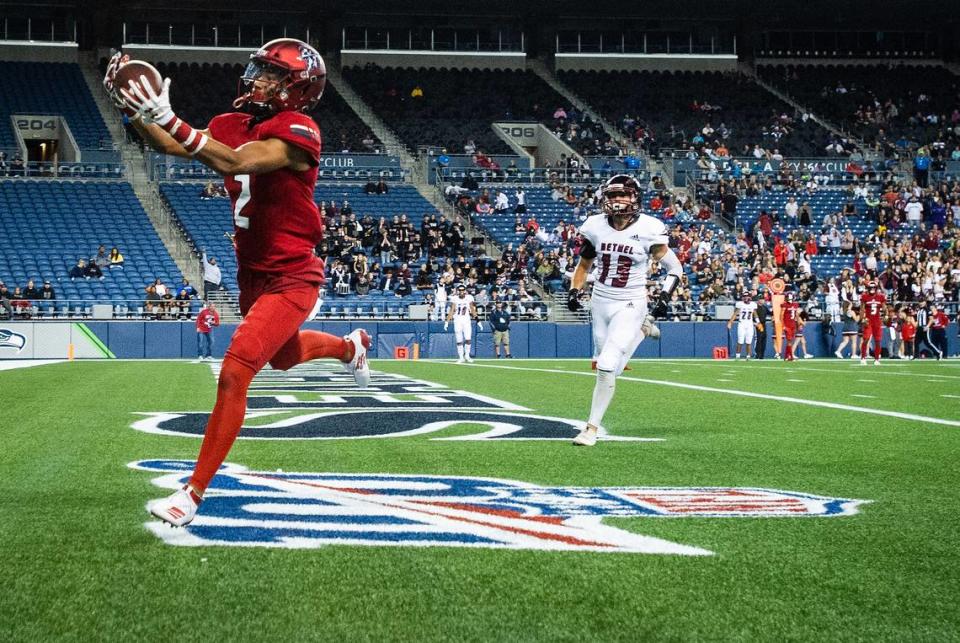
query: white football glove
476 321 484 331
121 76 174 127
443 321 449 331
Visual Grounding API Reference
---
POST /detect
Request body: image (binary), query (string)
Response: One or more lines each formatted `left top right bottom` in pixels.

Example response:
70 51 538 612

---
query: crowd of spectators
0 244 130 318
681 174 959 321
760 64 960 156
0 278 56 318
558 70 833 158
143 276 200 320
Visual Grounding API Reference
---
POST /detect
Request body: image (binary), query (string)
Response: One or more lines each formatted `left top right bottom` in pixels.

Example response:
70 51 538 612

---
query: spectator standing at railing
201 251 222 299
196 302 220 361
914 149 931 189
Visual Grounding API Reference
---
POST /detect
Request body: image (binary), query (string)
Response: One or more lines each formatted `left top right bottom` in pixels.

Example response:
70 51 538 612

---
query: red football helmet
234 38 326 114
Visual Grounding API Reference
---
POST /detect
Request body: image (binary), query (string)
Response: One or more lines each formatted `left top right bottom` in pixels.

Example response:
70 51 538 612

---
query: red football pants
189 281 351 494
861 319 883 359
783 325 797 359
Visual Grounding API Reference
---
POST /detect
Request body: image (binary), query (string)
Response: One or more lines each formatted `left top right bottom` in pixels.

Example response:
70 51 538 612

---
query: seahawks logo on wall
131 363 659 443
0 328 26 352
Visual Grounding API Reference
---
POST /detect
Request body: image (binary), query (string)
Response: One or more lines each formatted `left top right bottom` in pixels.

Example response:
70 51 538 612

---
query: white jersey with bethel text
449 294 475 319
579 213 669 301
735 301 758 324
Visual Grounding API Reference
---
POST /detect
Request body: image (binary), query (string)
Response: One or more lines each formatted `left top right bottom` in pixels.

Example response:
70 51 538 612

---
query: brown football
115 60 163 100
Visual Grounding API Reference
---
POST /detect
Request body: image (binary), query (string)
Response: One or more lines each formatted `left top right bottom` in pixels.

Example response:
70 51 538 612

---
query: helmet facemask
234 60 289 114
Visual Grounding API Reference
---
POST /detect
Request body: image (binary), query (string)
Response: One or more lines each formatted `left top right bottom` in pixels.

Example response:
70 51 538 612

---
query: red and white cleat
344 329 371 389
148 485 201 527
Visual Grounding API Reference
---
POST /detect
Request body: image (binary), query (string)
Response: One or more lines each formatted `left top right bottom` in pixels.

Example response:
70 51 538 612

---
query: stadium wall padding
1 321 956 360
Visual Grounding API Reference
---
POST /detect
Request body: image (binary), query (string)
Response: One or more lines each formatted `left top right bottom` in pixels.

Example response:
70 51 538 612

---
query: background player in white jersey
727 291 759 359
445 284 482 363
567 175 683 447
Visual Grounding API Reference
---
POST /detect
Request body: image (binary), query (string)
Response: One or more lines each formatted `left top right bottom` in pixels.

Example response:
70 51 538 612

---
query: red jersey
196 308 220 333
208 111 325 281
860 292 886 322
782 302 800 326
901 321 916 341
931 310 949 329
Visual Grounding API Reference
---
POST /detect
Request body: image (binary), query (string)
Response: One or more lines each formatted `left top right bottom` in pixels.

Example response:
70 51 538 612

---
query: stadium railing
152 163 409 183
0 162 127 179
436 167 647 185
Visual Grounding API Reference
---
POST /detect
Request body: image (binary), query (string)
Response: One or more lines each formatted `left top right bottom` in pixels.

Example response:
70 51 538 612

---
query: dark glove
567 288 584 312
651 294 669 319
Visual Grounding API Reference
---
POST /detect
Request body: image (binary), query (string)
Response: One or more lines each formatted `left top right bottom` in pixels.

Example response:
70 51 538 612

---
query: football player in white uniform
567 175 683 447
445 284 482 363
727 291 759 359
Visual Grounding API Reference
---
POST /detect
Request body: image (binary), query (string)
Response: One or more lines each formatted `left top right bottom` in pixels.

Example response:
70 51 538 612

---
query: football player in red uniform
104 40 372 526
859 281 886 365
781 291 800 361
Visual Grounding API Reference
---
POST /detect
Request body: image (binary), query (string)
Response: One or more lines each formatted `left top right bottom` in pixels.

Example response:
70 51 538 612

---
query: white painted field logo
131 459 868 555
131 363 655 442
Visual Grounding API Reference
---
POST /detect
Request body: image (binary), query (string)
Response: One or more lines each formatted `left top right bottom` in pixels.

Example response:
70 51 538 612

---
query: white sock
457 344 464 359
588 369 616 428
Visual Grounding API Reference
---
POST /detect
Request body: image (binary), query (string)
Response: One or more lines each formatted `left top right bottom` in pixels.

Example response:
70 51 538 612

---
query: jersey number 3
233 174 251 229
598 253 631 288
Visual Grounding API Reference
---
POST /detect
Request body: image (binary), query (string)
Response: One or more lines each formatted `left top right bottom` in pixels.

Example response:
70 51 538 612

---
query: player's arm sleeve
654 246 682 297
579 237 597 260
577 219 598 260
260 114 322 166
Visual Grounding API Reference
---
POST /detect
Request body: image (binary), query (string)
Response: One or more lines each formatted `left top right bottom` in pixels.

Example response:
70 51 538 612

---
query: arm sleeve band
579 238 597 260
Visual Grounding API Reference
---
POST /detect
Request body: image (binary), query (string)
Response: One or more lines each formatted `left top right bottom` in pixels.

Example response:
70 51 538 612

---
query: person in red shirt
900 309 917 360
928 305 949 360
106 39 372 527
859 281 887 365
195 302 220 360
773 237 788 266
781 290 801 361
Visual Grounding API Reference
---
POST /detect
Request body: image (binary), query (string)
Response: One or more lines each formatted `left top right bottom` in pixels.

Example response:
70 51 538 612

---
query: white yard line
0 359 66 371
851 394 876 399
652 360 960 381
460 363 960 428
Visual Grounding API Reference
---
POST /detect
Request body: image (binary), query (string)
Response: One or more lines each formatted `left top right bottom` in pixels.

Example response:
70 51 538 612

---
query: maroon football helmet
601 174 642 228
234 38 326 114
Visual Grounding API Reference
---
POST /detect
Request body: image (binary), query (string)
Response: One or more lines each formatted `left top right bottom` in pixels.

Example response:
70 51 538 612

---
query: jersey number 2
598 253 631 288
233 174 251 229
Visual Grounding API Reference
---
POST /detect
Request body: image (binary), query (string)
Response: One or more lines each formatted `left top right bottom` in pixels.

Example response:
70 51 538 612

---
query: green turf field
2 358 959 641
